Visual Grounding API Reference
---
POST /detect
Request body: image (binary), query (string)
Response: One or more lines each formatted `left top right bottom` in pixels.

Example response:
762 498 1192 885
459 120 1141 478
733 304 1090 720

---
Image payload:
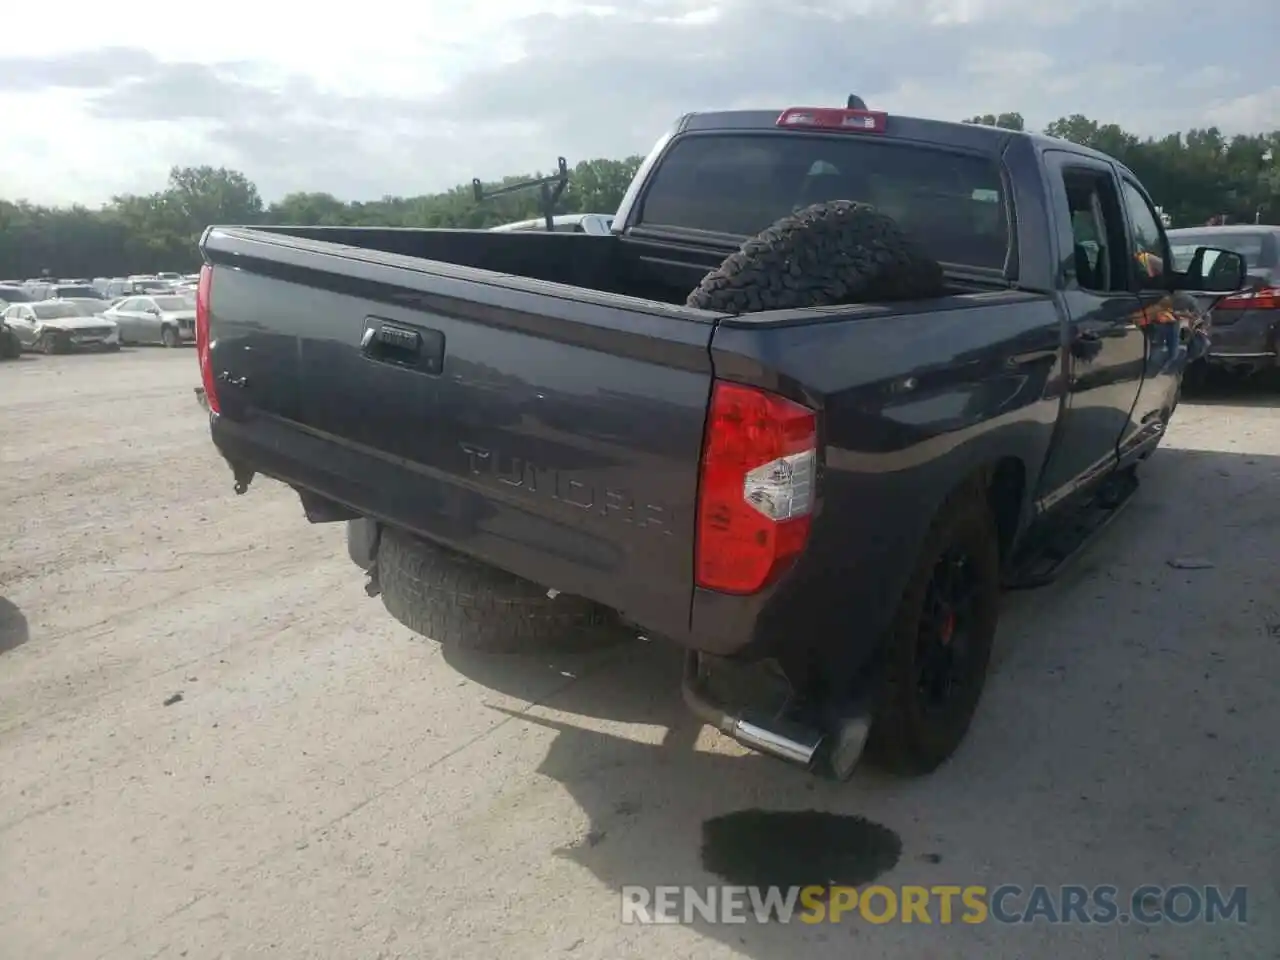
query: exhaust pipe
681 652 824 768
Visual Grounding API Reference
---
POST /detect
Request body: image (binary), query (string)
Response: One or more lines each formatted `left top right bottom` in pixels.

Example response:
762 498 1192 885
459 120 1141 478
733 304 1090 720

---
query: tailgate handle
361 318 444 373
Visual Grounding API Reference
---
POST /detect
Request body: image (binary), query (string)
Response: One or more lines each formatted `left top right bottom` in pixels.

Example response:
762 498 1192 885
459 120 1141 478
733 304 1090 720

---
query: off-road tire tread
686 200 946 313
377 527 632 653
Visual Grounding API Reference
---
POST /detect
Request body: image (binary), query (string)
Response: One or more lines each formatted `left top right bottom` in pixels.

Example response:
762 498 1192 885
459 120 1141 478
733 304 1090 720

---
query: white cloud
1 0 1277 206
0 91 218 205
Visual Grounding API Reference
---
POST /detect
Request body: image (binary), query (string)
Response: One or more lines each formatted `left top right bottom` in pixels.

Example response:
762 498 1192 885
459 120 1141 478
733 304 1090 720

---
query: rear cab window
1168 232 1272 272
636 132 1010 272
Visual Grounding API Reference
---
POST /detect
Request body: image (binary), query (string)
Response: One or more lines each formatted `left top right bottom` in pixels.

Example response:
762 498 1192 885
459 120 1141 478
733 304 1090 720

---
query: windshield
638 133 1010 271
32 303 82 319
63 299 107 314
1169 233 1267 271
153 296 192 311
0 286 32 302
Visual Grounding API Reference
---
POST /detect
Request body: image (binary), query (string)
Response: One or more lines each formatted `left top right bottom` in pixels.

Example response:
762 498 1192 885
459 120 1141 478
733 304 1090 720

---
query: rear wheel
866 485 1001 775
376 526 634 653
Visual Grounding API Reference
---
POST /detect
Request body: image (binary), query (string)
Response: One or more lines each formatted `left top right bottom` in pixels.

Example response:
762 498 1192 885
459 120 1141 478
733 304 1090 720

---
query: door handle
362 322 421 363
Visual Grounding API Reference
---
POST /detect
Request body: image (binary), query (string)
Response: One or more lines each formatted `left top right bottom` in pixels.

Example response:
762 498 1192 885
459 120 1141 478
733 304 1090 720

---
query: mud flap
346 517 380 571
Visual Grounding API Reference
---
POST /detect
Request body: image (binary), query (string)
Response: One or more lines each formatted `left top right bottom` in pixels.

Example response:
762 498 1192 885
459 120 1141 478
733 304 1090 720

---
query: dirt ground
1 348 1277 960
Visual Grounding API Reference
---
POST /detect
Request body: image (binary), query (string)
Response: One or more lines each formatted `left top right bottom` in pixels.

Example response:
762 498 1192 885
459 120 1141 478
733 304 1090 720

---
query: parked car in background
58 297 115 318
489 213 615 234
0 284 35 307
1 299 119 353
156 272 184 282
0 317 20 359
110 279 140 298
103 294 195 346
47 283 104 300
1169 225 1279 376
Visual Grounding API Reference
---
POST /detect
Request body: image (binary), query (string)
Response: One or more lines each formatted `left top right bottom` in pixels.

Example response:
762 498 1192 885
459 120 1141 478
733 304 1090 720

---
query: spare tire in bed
377 526 634 653
686 200 946 313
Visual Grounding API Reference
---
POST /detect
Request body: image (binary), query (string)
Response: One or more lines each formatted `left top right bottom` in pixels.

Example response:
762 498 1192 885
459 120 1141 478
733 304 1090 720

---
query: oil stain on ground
701 809 902 889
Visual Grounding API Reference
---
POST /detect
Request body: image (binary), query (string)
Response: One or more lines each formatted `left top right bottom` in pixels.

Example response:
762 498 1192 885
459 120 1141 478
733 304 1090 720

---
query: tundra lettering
459 441 672 533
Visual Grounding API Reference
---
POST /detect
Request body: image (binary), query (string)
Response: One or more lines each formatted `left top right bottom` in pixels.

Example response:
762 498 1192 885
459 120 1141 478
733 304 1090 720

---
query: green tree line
2 113 1278 280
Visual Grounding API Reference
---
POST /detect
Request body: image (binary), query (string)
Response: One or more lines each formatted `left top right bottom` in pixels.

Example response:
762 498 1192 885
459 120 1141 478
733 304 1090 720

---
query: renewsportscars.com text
620 884 1248 926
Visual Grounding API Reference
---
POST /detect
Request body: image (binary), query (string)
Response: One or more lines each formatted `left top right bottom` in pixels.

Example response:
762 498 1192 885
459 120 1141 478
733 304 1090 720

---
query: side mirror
1183 246 1247 293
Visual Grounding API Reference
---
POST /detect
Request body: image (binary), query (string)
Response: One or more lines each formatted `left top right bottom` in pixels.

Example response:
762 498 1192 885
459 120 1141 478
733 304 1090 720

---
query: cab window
639 133 1010 271
1120 179 1169 288
1059 166 1129 293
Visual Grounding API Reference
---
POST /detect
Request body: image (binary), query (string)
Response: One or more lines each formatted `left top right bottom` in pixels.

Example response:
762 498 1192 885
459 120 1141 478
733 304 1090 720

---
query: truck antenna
846 94 868 110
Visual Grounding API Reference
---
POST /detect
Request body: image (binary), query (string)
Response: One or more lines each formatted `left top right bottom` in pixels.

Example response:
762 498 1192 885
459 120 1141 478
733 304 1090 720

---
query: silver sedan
103 293 197 347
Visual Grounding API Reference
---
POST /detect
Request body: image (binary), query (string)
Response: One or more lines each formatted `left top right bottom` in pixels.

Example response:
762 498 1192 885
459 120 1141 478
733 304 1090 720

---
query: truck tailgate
203 228 718 641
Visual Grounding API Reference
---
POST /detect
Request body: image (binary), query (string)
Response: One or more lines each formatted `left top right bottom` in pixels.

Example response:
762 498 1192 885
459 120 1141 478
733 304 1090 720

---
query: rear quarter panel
700 293 1065 672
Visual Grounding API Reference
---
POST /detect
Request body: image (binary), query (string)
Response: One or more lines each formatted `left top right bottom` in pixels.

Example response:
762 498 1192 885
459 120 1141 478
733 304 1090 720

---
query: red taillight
695 382 818 595
776 107 887 133
1217 286 1280 310
195 263 219 415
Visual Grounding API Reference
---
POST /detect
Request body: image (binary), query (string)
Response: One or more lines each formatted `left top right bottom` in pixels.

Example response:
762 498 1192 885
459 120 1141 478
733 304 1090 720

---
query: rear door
1035 151 1148 507
134 297 163 341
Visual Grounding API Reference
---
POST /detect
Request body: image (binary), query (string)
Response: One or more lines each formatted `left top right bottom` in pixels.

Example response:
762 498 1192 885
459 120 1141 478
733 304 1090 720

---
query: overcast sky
3 0 1277 207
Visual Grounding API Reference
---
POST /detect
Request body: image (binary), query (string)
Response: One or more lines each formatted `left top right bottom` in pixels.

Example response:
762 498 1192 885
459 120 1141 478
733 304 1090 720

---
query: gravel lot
2 348 1278 960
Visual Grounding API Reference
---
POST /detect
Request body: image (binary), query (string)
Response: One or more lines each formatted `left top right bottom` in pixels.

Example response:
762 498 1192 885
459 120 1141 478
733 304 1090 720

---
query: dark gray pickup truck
195 103 1245 781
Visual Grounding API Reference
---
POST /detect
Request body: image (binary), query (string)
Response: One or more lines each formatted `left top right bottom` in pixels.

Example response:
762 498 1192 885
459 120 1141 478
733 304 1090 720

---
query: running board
681 652 872 780
1003 467 1139 590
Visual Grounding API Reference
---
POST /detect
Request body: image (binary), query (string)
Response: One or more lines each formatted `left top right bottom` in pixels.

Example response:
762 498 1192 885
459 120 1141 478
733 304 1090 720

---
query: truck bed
203 224 1062 660
248 224 740 308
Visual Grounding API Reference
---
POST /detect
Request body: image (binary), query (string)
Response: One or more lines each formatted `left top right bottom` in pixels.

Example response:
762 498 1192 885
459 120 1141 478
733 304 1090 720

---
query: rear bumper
1206 308 1278 370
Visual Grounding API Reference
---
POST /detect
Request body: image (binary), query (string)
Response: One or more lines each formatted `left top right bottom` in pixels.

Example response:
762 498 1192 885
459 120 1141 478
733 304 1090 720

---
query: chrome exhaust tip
727 713 826 767
681 652 824 768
